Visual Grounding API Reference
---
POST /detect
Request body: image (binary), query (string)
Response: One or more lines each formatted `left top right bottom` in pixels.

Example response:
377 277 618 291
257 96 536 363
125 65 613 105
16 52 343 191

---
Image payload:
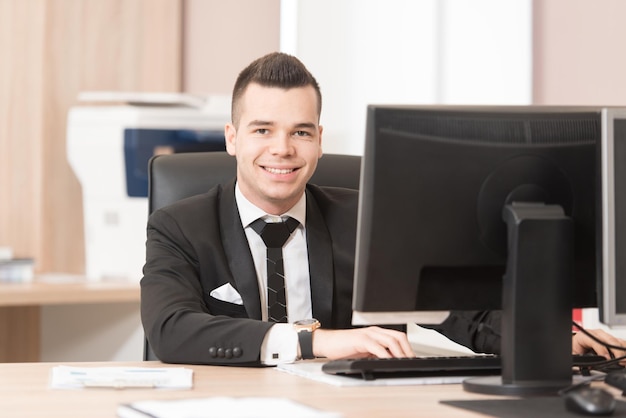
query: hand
572 328 626 365
312 326 414 360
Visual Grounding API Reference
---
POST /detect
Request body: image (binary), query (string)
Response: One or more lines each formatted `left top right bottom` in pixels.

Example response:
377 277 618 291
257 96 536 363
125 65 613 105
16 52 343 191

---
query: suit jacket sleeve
430 310 502 354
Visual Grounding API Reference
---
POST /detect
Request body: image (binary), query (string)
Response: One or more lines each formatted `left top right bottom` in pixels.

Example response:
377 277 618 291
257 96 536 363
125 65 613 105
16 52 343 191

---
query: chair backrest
148 151 361 214
143 151 361 360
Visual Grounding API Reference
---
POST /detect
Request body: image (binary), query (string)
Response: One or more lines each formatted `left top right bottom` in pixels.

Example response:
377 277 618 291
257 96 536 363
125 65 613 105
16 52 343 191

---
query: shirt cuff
260 323 298 365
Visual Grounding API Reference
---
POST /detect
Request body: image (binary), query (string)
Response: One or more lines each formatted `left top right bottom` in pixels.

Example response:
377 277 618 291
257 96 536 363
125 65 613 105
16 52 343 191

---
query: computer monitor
352 105 625 395
600 108 626 326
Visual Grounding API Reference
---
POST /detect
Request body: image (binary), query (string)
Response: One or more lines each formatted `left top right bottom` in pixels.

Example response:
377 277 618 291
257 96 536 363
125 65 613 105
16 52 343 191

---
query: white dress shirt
234 184 312 364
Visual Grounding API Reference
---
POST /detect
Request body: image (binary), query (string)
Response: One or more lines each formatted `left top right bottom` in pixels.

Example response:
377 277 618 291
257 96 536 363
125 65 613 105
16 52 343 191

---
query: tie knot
250 217 299 248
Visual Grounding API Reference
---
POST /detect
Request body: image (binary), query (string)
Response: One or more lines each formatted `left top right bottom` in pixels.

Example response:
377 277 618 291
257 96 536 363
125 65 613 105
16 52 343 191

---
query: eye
255 128 269 135
294 130 311 137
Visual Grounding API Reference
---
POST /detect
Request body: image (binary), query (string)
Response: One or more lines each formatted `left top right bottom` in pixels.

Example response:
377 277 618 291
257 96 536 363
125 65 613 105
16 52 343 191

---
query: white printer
67 92 231 281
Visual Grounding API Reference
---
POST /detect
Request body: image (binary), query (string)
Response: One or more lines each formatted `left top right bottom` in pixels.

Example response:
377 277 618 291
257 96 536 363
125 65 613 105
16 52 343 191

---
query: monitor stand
464 203 574 396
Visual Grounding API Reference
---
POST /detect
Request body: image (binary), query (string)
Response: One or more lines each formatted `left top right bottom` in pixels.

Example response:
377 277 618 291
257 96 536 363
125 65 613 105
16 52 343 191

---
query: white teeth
265 167 294 174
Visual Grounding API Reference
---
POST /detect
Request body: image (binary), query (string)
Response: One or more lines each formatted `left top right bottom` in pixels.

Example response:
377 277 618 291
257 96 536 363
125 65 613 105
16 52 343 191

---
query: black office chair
143 151 361 361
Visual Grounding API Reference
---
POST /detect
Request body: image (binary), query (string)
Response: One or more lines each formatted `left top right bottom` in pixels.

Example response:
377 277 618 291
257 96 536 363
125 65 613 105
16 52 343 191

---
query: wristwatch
293 319 321 360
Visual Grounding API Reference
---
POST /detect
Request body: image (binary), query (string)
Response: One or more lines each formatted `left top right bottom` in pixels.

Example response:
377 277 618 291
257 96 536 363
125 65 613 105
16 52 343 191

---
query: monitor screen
352 105 624 395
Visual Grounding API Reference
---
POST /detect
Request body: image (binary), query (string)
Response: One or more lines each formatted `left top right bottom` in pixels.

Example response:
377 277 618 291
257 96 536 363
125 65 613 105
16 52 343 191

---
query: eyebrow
246 120 317 130
247 120 274 128
293 122 317 130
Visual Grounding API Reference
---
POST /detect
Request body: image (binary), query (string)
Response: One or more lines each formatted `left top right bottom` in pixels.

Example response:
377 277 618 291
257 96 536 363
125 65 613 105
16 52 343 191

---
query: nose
269 132 294 156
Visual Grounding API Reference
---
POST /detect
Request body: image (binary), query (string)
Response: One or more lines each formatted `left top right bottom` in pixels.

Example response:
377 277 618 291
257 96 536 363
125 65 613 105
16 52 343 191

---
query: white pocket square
210 283 243 305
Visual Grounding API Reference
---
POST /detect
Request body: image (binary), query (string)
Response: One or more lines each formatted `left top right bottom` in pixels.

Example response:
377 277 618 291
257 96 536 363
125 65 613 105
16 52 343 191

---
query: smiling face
225 82 323 215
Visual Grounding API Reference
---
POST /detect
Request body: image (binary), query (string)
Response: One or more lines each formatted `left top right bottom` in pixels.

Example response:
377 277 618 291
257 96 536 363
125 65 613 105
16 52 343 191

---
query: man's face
225 83 323 215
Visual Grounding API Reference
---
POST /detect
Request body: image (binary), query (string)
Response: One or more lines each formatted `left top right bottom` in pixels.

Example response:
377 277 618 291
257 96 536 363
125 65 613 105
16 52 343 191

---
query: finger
381 329 415 357
386 334 414 358
574 332 613 359
597 331 625 347
368 327 414 358
362 339 394 359
584 331 626 357
604 337 626 353
349 328 393 358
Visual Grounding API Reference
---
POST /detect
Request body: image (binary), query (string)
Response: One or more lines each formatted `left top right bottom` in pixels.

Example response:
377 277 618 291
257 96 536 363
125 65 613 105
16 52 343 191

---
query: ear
224 123 236 156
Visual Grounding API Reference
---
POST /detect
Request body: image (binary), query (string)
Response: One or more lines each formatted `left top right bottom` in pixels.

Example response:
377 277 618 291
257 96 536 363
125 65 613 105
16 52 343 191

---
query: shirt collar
235 182 306 228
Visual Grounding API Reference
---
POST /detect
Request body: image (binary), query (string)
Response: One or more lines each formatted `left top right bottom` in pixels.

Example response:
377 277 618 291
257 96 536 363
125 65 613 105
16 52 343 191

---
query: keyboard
321 354 612 381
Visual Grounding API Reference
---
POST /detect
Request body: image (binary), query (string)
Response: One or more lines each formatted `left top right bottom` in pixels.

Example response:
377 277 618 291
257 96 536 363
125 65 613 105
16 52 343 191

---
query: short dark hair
231 52 322 127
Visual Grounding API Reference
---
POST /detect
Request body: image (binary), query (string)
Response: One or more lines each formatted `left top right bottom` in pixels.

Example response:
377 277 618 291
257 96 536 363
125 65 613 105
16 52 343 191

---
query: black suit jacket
141 180 358 365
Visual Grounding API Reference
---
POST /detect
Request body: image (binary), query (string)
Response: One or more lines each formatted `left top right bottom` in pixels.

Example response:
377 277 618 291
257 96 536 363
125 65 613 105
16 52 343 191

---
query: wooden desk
0 360 500 417
0 275 140 362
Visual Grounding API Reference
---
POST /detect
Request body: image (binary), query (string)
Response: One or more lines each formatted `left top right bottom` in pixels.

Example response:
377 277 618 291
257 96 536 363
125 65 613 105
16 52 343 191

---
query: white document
49 365 193 389
117 397 342 418
407 323 479 357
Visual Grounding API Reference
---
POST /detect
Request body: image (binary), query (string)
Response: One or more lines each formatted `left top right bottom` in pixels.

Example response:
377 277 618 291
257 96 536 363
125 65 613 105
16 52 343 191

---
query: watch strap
298 329 315 360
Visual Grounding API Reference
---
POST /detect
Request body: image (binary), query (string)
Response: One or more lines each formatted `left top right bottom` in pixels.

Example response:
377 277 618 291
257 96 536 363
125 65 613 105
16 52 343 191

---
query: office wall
533 0 626 105
183 0 532 156
183 0 280 95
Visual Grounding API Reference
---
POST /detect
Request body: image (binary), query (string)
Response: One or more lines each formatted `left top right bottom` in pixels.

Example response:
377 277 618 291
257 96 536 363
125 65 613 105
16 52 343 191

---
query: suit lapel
305 189 334 327
219 180 263 320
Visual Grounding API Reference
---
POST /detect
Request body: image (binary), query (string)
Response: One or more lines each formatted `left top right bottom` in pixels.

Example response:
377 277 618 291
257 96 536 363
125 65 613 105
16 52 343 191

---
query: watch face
294 319 320 331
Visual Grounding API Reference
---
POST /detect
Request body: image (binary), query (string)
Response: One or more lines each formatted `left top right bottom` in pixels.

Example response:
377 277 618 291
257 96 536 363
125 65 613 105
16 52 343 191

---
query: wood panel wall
0 0 182 274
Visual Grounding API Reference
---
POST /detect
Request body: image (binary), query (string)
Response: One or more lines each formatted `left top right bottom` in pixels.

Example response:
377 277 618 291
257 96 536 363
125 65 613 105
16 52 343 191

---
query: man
141 52 413 365
141 52 625 366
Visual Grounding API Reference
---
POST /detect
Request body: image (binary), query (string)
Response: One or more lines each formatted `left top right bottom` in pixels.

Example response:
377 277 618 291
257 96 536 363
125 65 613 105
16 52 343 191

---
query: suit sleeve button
217 347 225 358
233 347 243 358
208 347 217 358
225 348 233 359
